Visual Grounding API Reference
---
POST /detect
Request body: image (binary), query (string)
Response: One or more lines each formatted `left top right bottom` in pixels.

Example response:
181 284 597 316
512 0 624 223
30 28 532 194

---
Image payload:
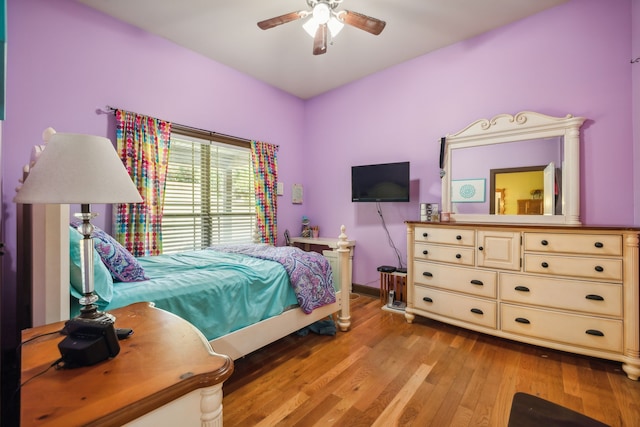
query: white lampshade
14 133 143 205
327 17 344 37
302 18 318 37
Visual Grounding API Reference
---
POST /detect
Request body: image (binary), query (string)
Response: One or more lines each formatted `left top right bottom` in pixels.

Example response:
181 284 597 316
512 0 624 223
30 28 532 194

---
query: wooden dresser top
21 302 233 427
405 221 640 232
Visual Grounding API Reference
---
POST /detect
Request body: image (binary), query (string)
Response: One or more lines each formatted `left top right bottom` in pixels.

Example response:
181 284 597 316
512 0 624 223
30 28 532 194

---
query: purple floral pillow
71 222 148 282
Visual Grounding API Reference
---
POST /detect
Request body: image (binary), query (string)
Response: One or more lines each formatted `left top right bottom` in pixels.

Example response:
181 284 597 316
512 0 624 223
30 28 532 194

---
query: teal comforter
72 250 298 341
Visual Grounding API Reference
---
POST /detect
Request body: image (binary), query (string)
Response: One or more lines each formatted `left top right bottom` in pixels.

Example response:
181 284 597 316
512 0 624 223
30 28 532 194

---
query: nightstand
21 302 233 426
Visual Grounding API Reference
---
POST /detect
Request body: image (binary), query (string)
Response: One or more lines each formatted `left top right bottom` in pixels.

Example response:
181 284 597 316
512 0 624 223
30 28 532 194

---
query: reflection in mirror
450 138 562 215
441 111 586 225
488 165 562 215
494 188 506 214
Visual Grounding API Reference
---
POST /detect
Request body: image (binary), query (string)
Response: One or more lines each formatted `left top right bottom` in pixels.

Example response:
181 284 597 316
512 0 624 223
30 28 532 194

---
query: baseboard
352 283 380 298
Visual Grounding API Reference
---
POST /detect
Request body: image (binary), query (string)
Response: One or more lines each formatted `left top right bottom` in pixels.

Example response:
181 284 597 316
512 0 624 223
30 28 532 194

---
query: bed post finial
336 225 351 331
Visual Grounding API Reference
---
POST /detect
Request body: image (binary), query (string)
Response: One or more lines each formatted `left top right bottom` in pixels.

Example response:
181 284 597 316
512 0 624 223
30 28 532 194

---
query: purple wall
304 0 634 289
634 0 640 224
2 0 306 289
2 0 636 293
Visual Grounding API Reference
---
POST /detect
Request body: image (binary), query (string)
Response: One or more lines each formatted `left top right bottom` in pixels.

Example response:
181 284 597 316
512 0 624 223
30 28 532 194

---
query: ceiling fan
257 0 386 55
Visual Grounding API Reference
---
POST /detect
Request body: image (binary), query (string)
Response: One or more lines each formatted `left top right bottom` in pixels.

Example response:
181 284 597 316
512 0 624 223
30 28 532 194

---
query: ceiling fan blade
340 10 386 35
313 23 327 55
257 11 305 30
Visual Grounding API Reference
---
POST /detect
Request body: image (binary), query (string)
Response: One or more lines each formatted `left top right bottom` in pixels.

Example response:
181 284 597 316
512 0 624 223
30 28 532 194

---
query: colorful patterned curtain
114 110 171 256
250 141 278 245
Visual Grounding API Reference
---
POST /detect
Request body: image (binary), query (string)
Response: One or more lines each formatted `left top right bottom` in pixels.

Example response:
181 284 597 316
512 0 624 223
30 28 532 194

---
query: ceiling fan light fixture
303 14 343 38
259 0 384 55
312 3 331 24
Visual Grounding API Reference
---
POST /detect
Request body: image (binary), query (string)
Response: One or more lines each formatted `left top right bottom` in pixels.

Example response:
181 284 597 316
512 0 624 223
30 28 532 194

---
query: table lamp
14 132 142 322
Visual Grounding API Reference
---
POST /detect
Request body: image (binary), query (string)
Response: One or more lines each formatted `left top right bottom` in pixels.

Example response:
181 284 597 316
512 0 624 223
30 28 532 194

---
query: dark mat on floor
508 392 610 427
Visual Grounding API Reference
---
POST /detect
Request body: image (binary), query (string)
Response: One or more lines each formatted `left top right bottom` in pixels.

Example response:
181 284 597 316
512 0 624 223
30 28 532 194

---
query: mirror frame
442 111 586 225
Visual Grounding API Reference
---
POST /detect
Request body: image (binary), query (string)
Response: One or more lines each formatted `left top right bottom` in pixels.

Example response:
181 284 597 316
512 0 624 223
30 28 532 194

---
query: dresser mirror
441 111 586 225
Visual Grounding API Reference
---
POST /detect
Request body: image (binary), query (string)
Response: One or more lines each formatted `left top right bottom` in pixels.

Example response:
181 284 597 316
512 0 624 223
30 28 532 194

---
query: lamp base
78 304 115 323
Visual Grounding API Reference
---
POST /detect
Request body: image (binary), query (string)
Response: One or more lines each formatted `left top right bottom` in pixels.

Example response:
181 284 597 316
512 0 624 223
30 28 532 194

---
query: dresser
517 199 543 215
21 302 234 426
405 222 640 380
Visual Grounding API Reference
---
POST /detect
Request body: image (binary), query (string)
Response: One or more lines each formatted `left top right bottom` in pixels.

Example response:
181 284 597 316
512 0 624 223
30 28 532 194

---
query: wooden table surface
21 302 234 427
289 236 355 249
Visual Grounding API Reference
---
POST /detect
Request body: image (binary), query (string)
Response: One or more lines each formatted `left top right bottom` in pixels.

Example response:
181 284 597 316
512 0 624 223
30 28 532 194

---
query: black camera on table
58 318 120 368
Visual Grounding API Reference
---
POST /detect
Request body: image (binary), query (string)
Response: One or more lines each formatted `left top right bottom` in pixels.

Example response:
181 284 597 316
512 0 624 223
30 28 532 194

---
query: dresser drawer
413 261 497 298
414 243 475 266
413 286 496 329
523 232 622 256
414 227 475 246
523 254 622 282
500 273 623 317
501 304 623 353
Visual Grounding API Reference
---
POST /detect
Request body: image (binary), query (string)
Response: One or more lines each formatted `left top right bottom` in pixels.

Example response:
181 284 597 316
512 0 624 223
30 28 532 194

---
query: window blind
162 133 256 253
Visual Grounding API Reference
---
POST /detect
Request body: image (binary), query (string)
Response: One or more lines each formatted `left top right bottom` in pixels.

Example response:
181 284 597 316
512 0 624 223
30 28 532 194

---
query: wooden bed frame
23 204 352 359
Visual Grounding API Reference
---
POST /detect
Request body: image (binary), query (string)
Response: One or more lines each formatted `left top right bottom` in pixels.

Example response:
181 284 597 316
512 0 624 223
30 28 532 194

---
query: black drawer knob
595 266 604 272
515 317 530 324
585 294 604 301
455 254 462 259
478 246 484 251
541 262 549 268
515 286 530 292
422 272 433 277
470 280 484 286
423 232 428 238
470 308 484 315
541 240 549 246
422 250 429 255
594 242 604 248
456 235 462 240
585 329 604 337
423 297 433 303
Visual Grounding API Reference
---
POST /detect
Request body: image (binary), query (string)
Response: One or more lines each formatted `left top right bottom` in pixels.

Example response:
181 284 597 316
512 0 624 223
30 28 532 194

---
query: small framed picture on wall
292 184 303 204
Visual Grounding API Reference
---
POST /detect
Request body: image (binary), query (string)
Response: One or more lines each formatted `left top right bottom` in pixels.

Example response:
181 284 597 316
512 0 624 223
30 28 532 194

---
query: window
162 128 256 253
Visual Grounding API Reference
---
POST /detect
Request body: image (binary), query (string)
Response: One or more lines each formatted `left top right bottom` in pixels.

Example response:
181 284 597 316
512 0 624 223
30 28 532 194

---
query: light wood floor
223 294 640 426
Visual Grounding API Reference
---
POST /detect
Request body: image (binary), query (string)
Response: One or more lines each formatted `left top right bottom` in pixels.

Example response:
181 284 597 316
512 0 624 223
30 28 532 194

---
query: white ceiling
77 0 567 99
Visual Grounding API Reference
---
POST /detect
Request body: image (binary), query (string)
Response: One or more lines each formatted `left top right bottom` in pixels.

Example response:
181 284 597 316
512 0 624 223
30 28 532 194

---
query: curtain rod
100 105 255 145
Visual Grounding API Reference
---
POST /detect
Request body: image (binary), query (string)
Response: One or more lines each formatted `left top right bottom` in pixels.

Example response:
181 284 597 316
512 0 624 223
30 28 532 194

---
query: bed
21 204 352 360
17 203 352 426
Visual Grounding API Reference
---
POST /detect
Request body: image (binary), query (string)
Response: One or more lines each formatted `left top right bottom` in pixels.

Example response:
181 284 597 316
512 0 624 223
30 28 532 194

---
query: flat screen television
351 161 410 202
